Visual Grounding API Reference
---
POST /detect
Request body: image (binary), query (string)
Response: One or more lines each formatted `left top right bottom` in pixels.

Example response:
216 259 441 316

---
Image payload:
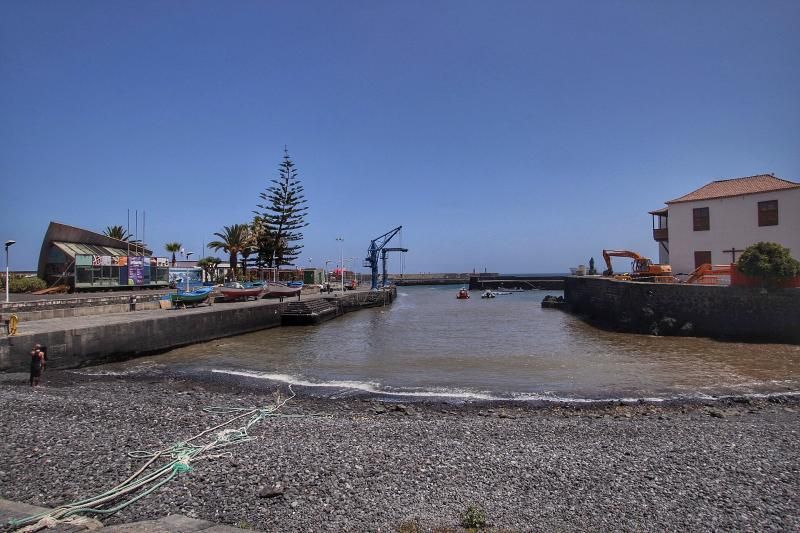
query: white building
649 174 800 275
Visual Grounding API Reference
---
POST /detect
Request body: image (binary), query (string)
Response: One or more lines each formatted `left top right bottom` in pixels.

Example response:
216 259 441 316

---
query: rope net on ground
8 385 312 532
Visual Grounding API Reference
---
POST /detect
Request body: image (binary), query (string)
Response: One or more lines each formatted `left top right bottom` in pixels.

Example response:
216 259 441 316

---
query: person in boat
29 344 44 387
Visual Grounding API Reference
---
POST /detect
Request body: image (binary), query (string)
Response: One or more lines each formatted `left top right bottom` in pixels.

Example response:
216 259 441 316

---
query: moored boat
481 290 496 299
456 288 470 299
220 284 264 301
169 286 214 307
262 282 302 299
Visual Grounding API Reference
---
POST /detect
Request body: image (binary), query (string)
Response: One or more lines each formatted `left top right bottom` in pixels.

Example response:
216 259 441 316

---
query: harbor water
89 286 800 402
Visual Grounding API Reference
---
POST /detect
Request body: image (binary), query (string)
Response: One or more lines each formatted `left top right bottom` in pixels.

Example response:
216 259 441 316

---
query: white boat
261 282 302 299
481 290 496 299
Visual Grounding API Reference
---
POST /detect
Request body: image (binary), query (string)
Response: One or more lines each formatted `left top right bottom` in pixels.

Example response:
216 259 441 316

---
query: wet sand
1 370 798 532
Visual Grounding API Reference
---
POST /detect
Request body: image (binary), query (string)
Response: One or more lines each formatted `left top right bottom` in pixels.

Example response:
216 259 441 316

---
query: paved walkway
8 289 364 339
0 498 256 532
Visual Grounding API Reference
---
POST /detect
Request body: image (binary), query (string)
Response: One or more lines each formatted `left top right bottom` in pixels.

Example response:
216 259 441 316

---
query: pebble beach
1 371 798 532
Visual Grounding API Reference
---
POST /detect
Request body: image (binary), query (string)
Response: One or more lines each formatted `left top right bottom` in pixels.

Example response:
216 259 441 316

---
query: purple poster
128 256 144 285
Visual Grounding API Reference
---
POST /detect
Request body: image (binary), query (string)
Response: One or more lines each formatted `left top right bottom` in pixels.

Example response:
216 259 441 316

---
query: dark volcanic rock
0 371 798 532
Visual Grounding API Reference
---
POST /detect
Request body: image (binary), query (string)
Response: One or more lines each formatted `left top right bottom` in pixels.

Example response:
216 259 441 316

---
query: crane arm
368 226 402 254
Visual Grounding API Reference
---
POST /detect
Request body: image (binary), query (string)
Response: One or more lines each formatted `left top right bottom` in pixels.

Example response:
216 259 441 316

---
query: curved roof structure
37 221 152 278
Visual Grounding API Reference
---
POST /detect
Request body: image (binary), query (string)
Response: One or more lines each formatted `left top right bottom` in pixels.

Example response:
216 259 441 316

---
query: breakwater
564 276 800 343
469 275 565 290
0 288 396 372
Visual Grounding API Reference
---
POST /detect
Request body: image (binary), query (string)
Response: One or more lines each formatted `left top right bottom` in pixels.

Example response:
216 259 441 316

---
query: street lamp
185 252 194 291
5 240 16 303
324 260 332 290
335 237 344 293
348 257 359 287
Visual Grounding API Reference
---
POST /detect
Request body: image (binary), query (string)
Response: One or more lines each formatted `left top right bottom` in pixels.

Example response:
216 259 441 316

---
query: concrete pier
0 288 396 372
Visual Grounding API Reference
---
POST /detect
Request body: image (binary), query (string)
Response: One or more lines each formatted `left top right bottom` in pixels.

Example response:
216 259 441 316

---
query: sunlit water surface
89 286 800 401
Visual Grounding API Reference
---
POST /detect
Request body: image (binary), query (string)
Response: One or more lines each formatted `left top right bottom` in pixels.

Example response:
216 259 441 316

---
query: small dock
281 299 338 325
0 288 396 372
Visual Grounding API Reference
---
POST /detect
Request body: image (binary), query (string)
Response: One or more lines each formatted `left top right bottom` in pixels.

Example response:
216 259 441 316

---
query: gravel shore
1 371 798 532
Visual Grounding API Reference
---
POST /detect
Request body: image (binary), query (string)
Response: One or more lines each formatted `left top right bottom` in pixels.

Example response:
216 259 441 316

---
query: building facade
650 174 800 275
38 221 170 290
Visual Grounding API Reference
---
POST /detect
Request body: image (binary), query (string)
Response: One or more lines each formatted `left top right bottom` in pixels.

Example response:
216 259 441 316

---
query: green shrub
461 505 487 529
9 276 48 293
737 242 800 286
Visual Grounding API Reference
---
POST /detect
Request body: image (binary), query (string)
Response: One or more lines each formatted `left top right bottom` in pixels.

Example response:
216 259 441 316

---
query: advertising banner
128 256 144 285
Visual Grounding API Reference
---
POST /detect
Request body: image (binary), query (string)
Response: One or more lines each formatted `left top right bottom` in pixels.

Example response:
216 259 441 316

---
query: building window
694 251 712 269
758 200 778 226
693 207 710 231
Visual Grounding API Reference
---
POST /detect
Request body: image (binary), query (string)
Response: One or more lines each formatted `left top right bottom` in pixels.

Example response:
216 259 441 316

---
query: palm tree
165 242 182 267
103 225 132 241
197 256 221 283
208 224 249 281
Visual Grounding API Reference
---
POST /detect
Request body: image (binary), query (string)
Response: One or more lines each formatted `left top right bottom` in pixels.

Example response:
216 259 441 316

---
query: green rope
7 385 321 531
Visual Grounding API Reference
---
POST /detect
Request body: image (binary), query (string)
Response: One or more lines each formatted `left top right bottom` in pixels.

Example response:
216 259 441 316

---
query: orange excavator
684 263 732 285
602 250 672 280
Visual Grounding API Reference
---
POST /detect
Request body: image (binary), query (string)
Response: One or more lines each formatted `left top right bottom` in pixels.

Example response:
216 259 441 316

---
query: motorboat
456 288 470 299
481 290 496 299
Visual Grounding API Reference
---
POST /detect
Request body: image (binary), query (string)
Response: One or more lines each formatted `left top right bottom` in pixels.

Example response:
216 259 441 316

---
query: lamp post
335 237 344 293
4 240 16 303
185 252 194 291
348 257 359 287
324 260 332 290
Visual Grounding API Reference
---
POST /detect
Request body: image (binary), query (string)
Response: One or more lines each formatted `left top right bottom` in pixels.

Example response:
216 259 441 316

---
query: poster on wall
128 256 144 285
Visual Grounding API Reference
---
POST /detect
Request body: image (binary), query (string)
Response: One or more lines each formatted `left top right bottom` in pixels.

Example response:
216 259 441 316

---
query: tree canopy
103 225 132 241
164 242 182 267
208 224 250 280
737 241 800 285
254 148 309 268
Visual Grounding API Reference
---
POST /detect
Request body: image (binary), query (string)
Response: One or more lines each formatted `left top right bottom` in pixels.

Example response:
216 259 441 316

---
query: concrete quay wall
0 292 168 322
0 289 395 372
564 276 800 343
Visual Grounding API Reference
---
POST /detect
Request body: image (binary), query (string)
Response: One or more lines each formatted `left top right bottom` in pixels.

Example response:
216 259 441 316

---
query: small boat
286 281 304 288
456 288 470 299
481 290 496 299
262 282 302 299
220 283 264 301
492 291 513 296
169 286 214 307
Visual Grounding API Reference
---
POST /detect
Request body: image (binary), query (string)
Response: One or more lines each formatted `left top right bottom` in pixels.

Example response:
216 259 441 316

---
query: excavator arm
602 250 643 276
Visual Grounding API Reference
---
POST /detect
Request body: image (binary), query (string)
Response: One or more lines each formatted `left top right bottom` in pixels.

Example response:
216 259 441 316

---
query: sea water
89 285 800 402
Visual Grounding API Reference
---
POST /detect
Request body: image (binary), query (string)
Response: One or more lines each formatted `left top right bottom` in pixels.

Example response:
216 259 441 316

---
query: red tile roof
666 174 800 204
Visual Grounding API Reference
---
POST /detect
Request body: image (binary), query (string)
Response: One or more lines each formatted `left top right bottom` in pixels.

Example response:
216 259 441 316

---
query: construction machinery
364 226 408 290
602 250 672 280
684 263 732 285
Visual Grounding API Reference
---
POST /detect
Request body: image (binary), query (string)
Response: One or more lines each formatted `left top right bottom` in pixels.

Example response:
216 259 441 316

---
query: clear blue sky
2 1 798 273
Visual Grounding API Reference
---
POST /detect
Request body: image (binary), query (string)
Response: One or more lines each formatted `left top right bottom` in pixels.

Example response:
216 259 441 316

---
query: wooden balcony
653 228 669 241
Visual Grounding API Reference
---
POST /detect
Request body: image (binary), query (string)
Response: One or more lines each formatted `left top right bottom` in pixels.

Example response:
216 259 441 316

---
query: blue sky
2 1 798 273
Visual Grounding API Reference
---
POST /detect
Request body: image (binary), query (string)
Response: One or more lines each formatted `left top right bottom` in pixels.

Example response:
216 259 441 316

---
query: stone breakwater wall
0 289 396 372
469 275 565 291
564 276 800 343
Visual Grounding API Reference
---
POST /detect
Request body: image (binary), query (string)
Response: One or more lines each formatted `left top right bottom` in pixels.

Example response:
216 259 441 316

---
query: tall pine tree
254 148 309 267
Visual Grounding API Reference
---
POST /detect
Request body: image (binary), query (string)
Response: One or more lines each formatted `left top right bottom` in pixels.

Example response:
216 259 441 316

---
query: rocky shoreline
1 371 798 532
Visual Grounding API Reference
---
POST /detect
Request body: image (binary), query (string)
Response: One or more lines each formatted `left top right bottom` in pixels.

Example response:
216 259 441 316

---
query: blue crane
364 226 407 290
